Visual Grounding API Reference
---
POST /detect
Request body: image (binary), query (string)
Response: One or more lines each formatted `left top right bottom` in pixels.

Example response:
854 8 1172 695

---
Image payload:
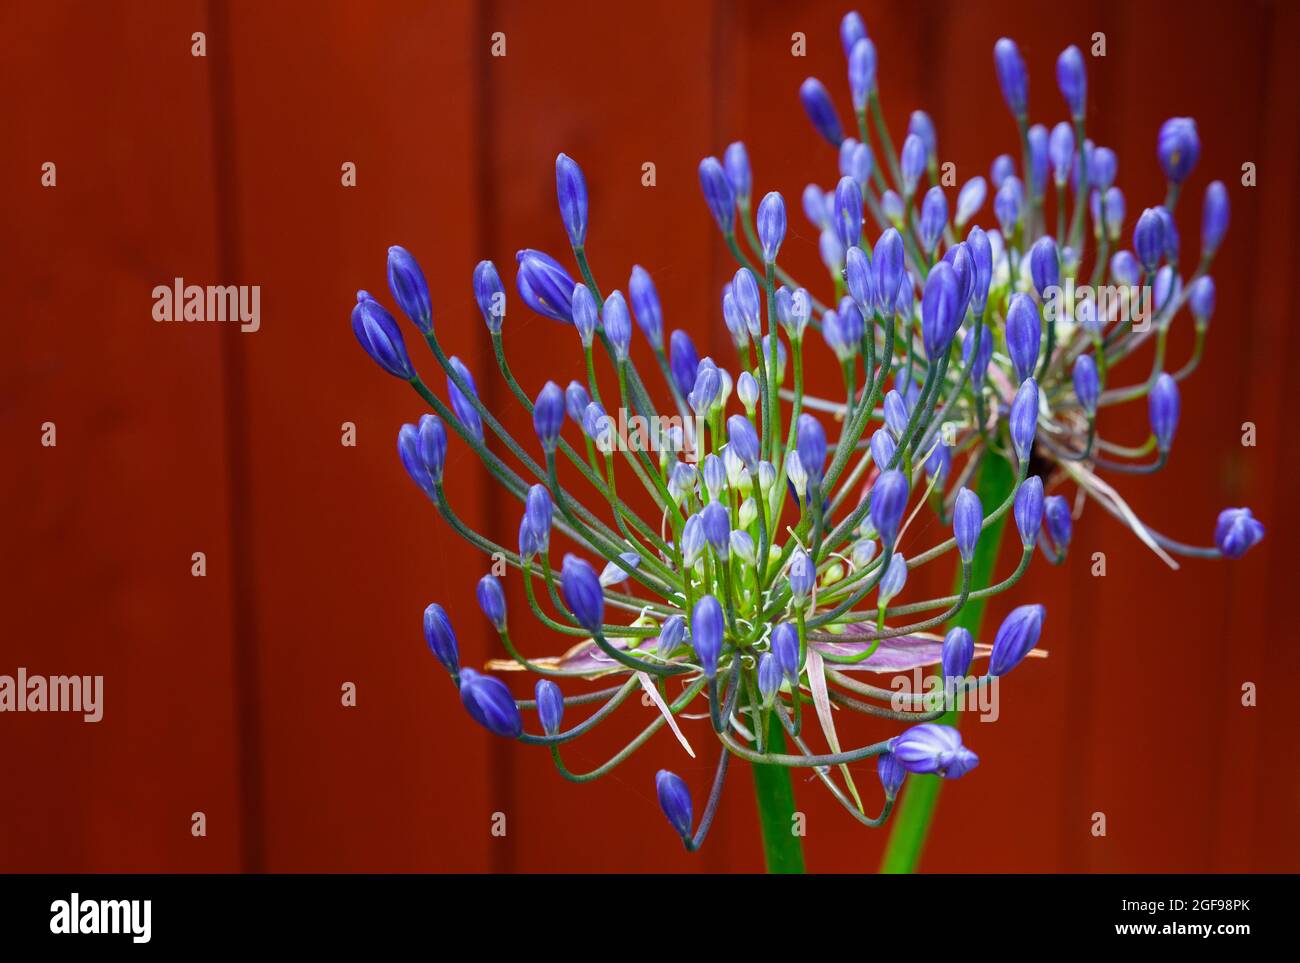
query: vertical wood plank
0 1 243 870
217 0 492 871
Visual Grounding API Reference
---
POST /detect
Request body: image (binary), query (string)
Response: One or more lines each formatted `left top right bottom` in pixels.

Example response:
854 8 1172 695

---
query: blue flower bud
870 428 897 469
476 574 507 631
700 453 725 501
518 516 541 560
820 309 848 358
655 770 693 840
1071 354 1099 416
1103 186 1125 241
757 652 781 705
1133 208 1165 274
681 514 707 568
668 462 698 505
723 141 752 205
1010 378 1039 461
473 259 505 332
533 380 565 451
788 548 815 601
1148 372 1180 451
658 615 687 659
1056 45 1086 118
877 752 907 798
691 595 724 677
988 603 1045 677
921 261 959 358
802 184 828 230
1044 495 1072 555
663 330 698 397
967 225 993 312
994 176 1022 235
772 622 800 682
1188 276 1216 327
415 414 449 489
733 267 762 336
880 189 905 224
1154 205 1179 263
722 287 746 347
870 469 909 547
883 389 909 439
1157 117 1200 184
535 679 564 736
565 381 590 426
849 37 877 110
1005 293 1041 383
1049 121 1074 186
730 531 756 566
515 249 576 323
1029 236 1060 299
900 134 926 196
757 191 787 263
1202 180 1229 256
799 77 844 146
942 626 975 682
955 177 987 228
726 414 760 473
701 502 731 561
839 297 865 347
599 552 641 588
352 294 415 380
602 291 633 361
459 667 523 739
571 283 598 346
555 153 588 248
387 245 432 333
891 723 979 778
919 186 947 254
910 110 937 161
698 156 736 234
1215 507 1265 559
993 38 1028 117
628 265 664 348
1014 475 1044 548
582 401 613 451
1027 124 1049 198
833 176 863 251
964 325 994 389
944 242 975 319
926 442 952 485
990 153 1015 188
525 484 552 547
874 228 905 315
845 246 874 313
397 421 436 493
423 602 459 673
954 487 983 564
796 414 827 487
560 554 605 633
1110 249 1140 286
446 356 484 442
878 553 908 603
840 10 867 57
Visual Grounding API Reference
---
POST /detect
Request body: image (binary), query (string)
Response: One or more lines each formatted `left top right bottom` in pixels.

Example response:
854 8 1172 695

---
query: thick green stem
878 452 1016 873
751 715 806 873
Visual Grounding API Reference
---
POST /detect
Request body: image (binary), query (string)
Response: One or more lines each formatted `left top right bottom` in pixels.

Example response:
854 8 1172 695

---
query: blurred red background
3 0 1297 873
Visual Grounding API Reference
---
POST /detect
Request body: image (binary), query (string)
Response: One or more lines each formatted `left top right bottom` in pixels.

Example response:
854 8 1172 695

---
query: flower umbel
353 9 1264 857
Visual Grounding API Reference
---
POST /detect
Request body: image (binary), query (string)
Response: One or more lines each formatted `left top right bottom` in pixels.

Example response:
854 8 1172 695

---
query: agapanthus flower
352 9 1264 859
